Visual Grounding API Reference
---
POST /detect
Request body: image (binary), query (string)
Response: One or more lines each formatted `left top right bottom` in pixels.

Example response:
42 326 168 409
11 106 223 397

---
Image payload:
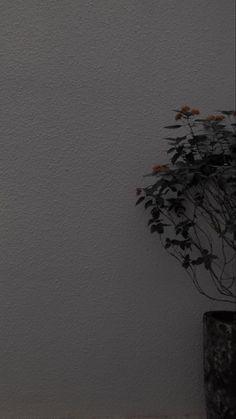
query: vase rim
203 310 236 324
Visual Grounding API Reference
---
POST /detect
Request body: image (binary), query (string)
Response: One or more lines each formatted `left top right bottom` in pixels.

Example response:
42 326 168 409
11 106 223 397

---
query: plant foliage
136 106 236 303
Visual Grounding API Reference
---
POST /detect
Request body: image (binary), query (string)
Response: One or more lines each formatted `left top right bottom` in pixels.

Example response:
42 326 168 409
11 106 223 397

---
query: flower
152 165 162 173
206 114 225 122
215 115 225 121
175 112 182 120
152 164 169 173
191 108 200 115
206 114 216 121
181 105 190 113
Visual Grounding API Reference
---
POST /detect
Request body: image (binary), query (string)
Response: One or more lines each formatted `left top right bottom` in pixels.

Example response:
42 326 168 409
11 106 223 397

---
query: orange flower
215 115 225 121
152 165 162 173
181 105 190 113
152 164 169 174
206 114 225 122
206 114 216 121
191 108 200 115
175 112 182 120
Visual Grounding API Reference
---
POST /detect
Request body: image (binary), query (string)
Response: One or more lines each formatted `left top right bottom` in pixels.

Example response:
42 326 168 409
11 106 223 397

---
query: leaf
171 153 180 164
164 125 182 129
145 200 153 209
185 152 195 164
156 224 164 234
135 196 145 206
167 147 176 154
182 261 190 268
217 110 234 115
171 239 181 246
182 255 190 268
155 196 164 207
165 238 171 249
151 208 161 219
182 230 188 239
150 224 158 234
204 257 211 270
192 257 204 266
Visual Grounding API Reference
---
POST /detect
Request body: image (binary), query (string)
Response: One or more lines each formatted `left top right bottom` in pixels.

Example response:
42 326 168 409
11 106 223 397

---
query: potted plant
136 106 236 419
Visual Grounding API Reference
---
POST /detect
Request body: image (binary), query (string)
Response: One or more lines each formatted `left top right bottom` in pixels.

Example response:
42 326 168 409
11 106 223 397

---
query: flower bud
175 113 182 120
181 105 190 113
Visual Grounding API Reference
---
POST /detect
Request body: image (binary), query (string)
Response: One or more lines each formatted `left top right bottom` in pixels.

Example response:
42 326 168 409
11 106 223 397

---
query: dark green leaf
217 110 234 115
182 255 190 268
145 200 153 209
192 257 204 266
156 224 164 234
164 125 182 129
150 224 157 234
151 208 161 219
185 152 194 164
135 196 145 206
171 153 180 164
167 147 176 154
164 238 171 249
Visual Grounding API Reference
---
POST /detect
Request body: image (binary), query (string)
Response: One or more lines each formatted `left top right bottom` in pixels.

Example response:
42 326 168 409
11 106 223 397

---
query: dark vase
203 311 236 419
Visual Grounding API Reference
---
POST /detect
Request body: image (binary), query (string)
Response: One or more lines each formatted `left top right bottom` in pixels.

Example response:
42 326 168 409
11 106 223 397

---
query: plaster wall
0 0 235 417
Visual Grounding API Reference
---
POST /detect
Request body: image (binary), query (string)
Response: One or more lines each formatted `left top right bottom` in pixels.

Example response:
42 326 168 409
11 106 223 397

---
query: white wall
0 0 234 417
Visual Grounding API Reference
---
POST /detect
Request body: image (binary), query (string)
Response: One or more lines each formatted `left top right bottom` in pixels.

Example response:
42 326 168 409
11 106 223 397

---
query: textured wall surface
0 0 235 417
